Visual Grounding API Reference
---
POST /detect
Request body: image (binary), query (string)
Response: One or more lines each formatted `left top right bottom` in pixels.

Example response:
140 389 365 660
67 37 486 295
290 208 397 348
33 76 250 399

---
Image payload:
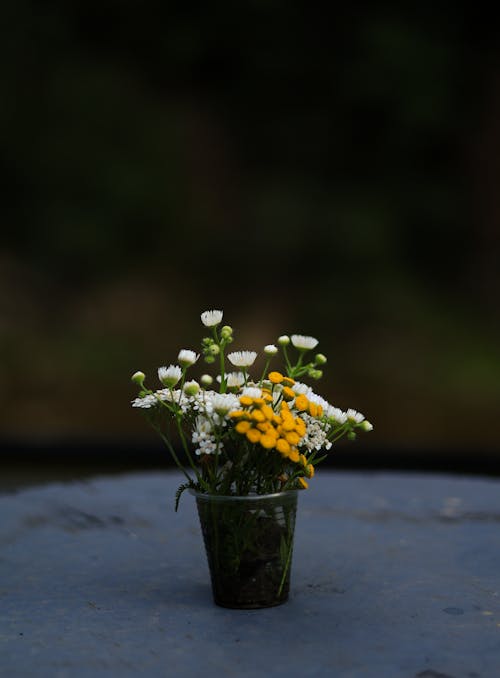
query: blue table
1 471 500 677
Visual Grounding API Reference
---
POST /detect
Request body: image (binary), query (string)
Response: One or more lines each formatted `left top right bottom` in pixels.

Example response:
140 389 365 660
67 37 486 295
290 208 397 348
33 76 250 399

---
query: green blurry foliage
1 3 499 447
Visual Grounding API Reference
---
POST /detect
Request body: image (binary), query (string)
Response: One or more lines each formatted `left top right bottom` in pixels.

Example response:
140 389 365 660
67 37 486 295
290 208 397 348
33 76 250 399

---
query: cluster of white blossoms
299 413 333 452
191 416 219 456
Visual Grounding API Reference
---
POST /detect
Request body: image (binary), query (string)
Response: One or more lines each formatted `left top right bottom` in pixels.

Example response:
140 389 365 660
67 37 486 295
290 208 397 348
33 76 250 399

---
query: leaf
175 482 193 512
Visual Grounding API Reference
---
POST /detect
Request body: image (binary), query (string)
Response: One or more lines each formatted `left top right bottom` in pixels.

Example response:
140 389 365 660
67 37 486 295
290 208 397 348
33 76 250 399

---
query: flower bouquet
131 309 372 608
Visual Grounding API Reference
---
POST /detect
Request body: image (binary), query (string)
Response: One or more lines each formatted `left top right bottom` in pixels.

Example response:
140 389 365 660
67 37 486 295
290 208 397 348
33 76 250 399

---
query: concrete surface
1 470 500 677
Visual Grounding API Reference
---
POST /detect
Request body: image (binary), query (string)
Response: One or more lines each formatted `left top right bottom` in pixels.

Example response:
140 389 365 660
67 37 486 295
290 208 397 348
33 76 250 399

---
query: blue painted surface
1 471 500 677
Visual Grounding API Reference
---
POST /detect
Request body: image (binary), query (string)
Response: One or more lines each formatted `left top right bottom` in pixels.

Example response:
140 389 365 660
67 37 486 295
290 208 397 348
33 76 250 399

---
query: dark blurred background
2 3 500 485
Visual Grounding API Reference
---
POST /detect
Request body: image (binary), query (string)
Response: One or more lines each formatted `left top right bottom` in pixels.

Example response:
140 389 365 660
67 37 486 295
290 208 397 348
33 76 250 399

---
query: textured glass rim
190 488 298 502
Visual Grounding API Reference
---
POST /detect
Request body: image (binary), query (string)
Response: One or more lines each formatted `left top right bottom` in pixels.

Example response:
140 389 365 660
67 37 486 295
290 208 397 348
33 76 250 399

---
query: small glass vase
192 489 298 609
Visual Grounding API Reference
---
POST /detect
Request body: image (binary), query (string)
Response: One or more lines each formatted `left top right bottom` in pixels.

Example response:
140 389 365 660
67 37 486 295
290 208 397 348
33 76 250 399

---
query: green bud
308 368 323 380
278 335 290 346
347 431 357 441
201 374 213 387
220 325 233 339
183 380 200 396
360 420 373 432
204 355 215 364
131 371 146 387
208 344 220 356
314 353 327 365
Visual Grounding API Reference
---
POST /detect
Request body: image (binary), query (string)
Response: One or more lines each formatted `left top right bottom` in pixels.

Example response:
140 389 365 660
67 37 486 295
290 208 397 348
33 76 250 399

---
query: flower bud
131 371 146 387
208 344 220 356
314 353 327 365
204 355 215 364
183 380 200 396
360 420 373 432
308 368 323 380
347 431 357 441
264 344 278 355
201 374 213 386
220 325 233 339
277 335 290 346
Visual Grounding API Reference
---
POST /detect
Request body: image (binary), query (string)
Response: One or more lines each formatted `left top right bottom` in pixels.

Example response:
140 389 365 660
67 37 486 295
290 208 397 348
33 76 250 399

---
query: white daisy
291 334 319 350
212 393 240 416
292 381 310 395
327 407 348 425
201 309 223 327
227 351 257 367
177 349 199 367
346 408 365 424
241 386 262 399
224 372 246 388
158 364 182 387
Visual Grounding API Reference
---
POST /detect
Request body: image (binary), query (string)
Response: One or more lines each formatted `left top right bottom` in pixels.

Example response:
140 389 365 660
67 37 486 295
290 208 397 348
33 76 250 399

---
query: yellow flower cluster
229 372 323 467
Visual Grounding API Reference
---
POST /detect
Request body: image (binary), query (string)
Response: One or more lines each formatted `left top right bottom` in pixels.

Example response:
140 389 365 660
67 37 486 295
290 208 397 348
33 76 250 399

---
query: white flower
264 344 278 355
177 349 199 367
201 309 223 327
227 351 257 367
158 364 182 387
346 408 365 424
131 394 157 409
298 413 332 452
241 386 262 399
292 381 310 395
327 407 348 425
360 420 373 432
291 334 319 350
200 374 213 386
192 416 219 455
224 372 246 388
212 393 240 416
307 391 330 412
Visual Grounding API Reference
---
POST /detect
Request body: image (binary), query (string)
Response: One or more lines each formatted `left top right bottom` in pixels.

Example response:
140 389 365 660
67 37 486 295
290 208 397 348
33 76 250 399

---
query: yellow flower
286 431 300 446
269 371 284 384
281 416 295 432
276 438 291 456
294 394 309 411
288 449 300 463
294 417 306 436
299 453 307 466
298 477 309 489
251 409 266 423
246 428 261 444
261 404 274 421
239 396 253 407
235 421 251 434
305 464 315 478
282 376 295 387
260 434 276 449
282 386 295 401
309 402 318 418
229 410 245 419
